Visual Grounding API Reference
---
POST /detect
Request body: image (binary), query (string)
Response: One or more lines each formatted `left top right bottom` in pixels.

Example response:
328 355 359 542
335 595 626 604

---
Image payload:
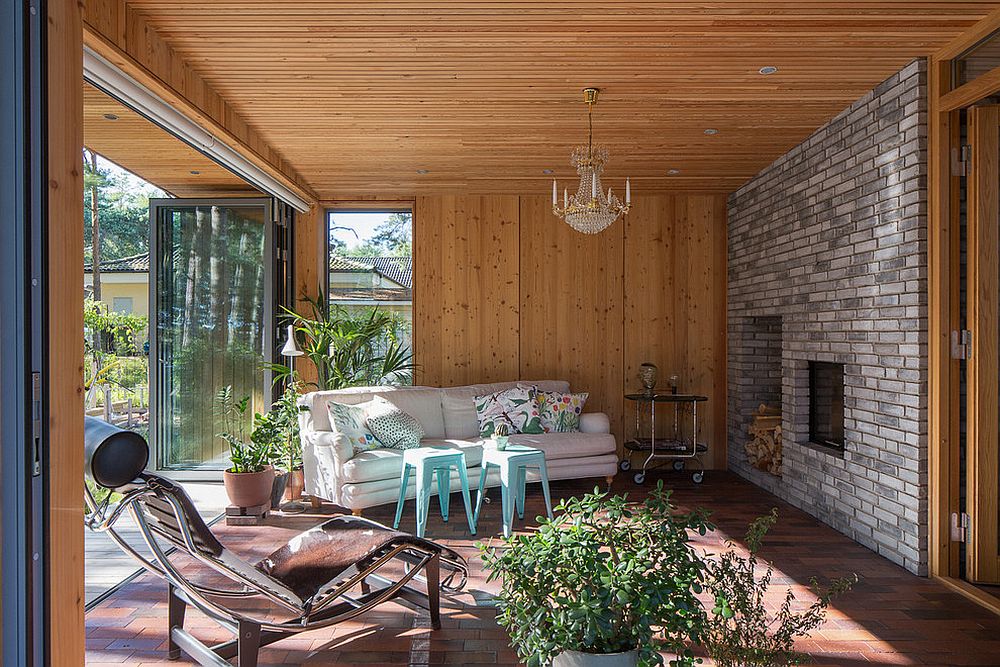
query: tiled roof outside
83 252 150 273
329 255 412 289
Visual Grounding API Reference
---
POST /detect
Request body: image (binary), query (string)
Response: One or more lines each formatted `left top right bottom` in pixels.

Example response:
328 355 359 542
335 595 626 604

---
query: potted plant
252 379 306 507
698 509 856 666
216 385 274 508
480 482 713 667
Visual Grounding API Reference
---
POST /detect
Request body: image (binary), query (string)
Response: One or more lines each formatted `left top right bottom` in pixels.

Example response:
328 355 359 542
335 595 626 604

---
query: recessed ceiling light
759 66 779 75
704 128 719 135
103 113 119 121
189 170 200 175
416 169 429 174
542 168 553 174
667 169 681 175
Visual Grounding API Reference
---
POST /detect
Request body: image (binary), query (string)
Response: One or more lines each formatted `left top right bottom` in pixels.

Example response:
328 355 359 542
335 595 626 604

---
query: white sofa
298 380 618 513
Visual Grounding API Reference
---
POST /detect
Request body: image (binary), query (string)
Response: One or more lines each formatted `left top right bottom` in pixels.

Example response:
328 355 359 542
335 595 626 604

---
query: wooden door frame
929 8 1000 614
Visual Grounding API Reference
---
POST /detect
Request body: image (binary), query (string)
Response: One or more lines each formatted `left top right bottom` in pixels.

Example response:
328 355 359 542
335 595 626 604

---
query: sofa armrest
304 429 353 467
579 412 611 434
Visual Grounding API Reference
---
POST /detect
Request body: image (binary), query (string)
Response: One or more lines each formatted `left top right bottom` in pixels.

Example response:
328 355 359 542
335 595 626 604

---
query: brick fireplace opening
808 361 845 451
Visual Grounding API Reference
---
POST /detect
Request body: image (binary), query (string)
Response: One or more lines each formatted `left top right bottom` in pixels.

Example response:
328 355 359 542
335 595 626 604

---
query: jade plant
479 482 713 667
699 509 857 666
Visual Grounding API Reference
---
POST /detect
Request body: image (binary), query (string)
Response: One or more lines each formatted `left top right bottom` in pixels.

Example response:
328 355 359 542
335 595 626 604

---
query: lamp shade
281 324 303 357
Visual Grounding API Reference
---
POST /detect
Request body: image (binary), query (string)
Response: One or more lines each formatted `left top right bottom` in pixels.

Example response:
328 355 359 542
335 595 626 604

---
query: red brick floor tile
86 473 1000 666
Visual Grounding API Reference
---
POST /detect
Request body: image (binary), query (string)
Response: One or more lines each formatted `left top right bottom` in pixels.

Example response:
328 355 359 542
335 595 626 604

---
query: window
327 209 413 377
112 296 134 313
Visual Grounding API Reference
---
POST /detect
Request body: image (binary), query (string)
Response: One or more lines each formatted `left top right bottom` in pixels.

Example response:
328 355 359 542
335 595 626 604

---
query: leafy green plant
270 293 415 391
216 385 272 473
479 482 713 667
699 509 856 667
251 379 305 472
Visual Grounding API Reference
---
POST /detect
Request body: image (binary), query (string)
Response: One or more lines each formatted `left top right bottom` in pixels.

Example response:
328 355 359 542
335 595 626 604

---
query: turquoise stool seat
474 444 553 538
393 447 476 538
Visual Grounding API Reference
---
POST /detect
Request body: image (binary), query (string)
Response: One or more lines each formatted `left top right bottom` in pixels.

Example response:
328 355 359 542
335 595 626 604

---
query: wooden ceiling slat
95 1 1000 195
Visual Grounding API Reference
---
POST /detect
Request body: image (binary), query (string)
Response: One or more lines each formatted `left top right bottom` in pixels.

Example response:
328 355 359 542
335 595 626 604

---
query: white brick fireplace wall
727 59 928 574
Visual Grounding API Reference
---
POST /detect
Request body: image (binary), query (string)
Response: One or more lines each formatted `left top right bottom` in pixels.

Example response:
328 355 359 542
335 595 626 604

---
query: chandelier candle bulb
552 179 557 206
592 172 597 199
564 188 568 209
626 178 630 204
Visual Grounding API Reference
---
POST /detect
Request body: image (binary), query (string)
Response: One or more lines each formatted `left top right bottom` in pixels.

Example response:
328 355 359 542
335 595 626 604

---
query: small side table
393 447 476 538
474 445 553 538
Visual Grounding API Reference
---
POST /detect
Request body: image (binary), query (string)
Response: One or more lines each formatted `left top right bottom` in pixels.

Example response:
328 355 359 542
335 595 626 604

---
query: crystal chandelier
551 87 630 234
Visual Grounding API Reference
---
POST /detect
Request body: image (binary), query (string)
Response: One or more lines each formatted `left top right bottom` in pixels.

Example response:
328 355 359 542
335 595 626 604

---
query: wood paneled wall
413 193 728 467
49 0 86 662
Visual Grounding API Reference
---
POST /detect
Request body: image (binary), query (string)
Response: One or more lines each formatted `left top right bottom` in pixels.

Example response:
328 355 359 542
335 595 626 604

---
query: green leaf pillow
536 390 589 433
326 400 379 455
475 386 545 437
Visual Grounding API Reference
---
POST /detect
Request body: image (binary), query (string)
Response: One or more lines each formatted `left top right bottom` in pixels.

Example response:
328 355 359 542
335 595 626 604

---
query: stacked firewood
746 404 782 476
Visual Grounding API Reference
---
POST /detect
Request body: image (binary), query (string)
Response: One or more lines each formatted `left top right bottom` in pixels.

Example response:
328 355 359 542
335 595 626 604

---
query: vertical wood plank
292 204 323 388
414 195 520 386
48 0 86 663
518 194 626 448
967 105 1000 584
623 194 728 469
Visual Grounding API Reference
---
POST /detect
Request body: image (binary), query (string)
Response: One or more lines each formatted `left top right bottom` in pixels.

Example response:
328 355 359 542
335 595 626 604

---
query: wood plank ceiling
121 1 1000 196
83 82 259 197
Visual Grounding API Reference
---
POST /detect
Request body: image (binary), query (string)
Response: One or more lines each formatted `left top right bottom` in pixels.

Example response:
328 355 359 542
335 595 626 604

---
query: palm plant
271 293 415 390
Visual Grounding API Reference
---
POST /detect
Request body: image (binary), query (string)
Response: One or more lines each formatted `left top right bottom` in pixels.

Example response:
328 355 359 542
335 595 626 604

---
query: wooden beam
82 2 318 207
928 56 962 579
936 6 1000 60
291 204 323 388
48 0 86 664
940 64 1000 111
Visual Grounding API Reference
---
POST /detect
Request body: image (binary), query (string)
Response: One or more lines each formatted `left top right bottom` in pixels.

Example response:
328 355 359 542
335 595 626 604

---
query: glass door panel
150 198 272 471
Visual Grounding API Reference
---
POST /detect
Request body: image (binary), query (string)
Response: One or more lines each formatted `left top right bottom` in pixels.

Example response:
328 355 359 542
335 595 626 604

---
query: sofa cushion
507 432 616 461
341 438 485 484
326 400 379 455
442 380 570 439
474 386 544 436
305 387 446 439
535 391 589 433
365 396 425 450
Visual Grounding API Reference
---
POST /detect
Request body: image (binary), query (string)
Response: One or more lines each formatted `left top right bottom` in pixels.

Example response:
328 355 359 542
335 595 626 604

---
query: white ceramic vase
551 649 640 667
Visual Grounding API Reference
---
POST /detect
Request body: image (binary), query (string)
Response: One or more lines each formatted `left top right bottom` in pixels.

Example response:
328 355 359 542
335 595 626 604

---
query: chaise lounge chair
83 417 468 667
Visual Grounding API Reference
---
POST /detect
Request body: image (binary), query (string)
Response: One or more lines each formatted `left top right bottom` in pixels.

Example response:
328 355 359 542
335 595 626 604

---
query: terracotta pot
284 468 305 502
223 465 275 508
552 650 639 667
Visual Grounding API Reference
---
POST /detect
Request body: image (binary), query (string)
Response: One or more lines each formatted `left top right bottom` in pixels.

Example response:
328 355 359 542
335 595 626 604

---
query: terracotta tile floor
86 472 1000 666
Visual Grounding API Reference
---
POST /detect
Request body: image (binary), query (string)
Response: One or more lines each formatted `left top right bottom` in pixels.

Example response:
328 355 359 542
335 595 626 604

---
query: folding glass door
149 198 275 472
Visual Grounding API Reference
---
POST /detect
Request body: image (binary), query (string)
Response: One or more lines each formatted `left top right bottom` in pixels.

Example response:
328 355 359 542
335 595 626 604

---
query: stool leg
416 464 432 538
500 465 514 538
539 459 553 520
473 465 489 526
393 463 410 529
515 465 528 520
436 466 450 522
457 462 476 535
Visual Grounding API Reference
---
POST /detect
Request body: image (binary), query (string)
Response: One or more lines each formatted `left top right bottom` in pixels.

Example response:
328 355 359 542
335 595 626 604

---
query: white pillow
326 399 379 455
365 396 425 450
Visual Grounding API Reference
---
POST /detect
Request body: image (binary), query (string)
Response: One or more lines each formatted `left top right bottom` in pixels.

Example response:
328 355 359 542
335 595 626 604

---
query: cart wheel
672 460 685 472
633 471 646 485
619 459 631 472
692 471 704 484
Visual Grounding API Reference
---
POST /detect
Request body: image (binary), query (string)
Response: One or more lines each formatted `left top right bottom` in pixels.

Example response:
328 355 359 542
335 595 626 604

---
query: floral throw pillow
326 400 379 455
365 396 425 450
475 386 545 437
536 391 589 433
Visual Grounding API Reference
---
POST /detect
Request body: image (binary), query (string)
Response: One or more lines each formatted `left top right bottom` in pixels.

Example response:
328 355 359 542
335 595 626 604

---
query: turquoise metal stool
393 447 476 538
474 444 553 538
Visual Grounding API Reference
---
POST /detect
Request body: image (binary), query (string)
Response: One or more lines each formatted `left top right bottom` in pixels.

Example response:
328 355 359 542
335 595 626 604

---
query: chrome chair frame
85 474 467 667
